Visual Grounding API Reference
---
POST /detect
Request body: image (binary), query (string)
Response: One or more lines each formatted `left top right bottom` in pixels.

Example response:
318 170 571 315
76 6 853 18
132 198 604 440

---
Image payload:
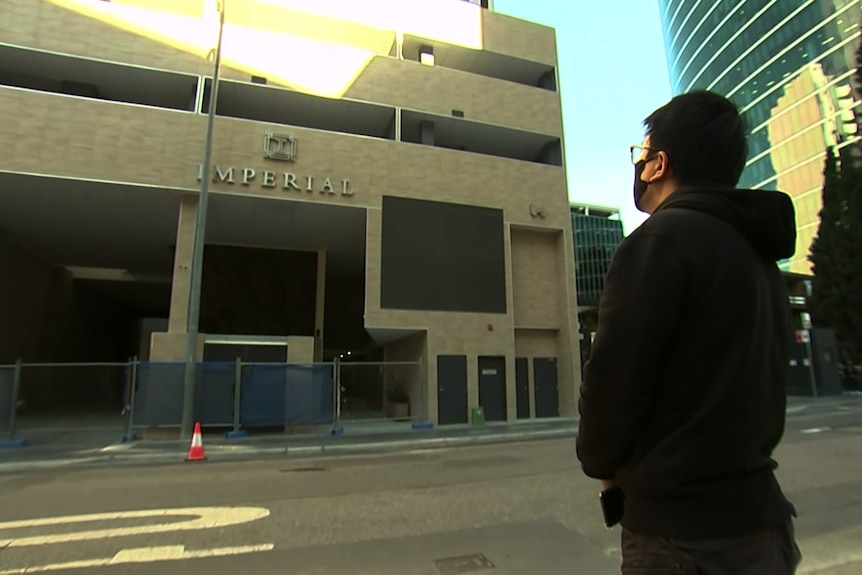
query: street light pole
181 0 226 440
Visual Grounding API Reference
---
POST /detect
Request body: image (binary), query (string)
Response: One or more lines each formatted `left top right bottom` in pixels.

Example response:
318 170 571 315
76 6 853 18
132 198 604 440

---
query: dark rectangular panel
478 356 507 422
437 355 468 425
381 196 506 313
515 357 530 419
533 357 559 418
200 246 317 337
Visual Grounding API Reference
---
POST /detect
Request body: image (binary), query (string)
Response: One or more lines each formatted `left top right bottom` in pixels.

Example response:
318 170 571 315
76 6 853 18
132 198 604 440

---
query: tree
839 163 862 359
808 148 843 331
809 146 862 360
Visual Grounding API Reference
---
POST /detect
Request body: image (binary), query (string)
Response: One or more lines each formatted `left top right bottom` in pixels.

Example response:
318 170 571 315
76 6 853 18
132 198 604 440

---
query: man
576 90 802 574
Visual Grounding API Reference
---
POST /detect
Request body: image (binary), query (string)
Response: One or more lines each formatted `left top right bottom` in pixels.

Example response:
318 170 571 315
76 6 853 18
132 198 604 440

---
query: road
0 403 861 574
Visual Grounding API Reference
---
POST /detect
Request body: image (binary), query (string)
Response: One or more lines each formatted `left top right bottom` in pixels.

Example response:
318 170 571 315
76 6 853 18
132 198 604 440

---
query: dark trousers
620 521 802 574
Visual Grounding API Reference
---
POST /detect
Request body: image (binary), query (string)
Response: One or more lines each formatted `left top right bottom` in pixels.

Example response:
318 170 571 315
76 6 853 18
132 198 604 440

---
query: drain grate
280 466 328 473
434 553 495 574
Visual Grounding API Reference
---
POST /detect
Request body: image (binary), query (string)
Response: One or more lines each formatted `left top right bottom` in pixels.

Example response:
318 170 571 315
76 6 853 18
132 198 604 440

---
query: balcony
0 43 197 113
343 56 562 136
400 34 557 91
209 79 397 142
401 109 562 166
3 0 559 95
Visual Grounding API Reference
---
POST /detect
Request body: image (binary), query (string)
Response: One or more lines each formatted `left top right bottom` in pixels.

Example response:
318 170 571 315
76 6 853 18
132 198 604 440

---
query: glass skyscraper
571 203 625 309
659 0 862 273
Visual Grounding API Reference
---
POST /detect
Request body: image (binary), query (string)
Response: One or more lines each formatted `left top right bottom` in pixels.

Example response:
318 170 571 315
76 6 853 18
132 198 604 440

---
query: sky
493 0 673 233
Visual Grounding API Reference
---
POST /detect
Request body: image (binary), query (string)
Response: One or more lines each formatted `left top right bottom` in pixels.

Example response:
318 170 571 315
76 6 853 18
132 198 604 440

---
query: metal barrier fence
0 359 425 445
2 361 129 446
0 362 18 439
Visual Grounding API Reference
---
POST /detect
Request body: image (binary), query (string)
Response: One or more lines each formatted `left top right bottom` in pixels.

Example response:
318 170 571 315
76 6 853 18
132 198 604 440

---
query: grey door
533 357 559 418
515 357 530 419
437 355 468 425
478 356 507 422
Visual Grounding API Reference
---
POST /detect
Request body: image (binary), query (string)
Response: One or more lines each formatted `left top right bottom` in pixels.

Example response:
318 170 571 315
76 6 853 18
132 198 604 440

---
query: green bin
471 406 485 426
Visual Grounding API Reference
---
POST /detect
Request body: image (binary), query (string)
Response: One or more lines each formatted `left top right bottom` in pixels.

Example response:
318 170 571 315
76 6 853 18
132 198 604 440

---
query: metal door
533 357 559 418
478 356 507 422
515 357 530 419
437 355 468 425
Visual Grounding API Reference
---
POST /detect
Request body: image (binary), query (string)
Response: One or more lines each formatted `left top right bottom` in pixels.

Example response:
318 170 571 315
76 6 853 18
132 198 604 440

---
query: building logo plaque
263 131 297 162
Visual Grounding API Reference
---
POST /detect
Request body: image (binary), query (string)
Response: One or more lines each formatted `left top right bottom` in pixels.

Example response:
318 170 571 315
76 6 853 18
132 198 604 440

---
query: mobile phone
599 485 625 528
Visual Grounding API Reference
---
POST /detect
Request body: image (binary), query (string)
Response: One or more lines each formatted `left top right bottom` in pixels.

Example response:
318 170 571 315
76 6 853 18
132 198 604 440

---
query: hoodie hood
655 187 797 261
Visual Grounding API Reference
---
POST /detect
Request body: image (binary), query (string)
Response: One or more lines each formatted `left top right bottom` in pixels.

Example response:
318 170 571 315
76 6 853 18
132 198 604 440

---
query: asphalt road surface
1 403 861 574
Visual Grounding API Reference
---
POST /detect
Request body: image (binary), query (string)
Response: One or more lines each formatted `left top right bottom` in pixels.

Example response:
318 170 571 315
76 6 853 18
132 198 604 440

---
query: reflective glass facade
571 205 625 308
659 0 862 273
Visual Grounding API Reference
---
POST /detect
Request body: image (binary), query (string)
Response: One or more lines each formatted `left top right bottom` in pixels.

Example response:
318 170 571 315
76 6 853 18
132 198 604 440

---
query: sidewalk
1 394 858 473
0 418 579 473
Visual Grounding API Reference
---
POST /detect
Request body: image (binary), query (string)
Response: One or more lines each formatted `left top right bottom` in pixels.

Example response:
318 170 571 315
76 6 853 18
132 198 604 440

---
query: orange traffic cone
185 422 207 462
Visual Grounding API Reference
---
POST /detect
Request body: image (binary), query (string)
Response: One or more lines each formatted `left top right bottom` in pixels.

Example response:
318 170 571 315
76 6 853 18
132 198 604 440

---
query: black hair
644 89 748 187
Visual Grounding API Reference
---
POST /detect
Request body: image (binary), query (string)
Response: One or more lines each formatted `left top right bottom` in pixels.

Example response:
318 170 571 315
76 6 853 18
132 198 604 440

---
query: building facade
659 0 862 273
0 0 580 427
570 203 624 370
570 203 625 311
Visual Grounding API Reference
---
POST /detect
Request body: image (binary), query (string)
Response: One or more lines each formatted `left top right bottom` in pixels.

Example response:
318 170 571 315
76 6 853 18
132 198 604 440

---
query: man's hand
600 479 616 491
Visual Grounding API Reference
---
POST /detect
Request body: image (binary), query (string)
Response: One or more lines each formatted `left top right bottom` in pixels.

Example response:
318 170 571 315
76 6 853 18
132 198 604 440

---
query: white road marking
800 427 831 434
0 544 275 574
97 443 135 453
797 525 862 574
0 506 270 548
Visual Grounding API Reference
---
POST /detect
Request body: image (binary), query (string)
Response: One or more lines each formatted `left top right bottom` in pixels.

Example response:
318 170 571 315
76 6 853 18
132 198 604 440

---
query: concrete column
287 336 314 364
167 195 198 333
505 355 517 422
466 353 479 415
556 230 580 417
314 250 327 362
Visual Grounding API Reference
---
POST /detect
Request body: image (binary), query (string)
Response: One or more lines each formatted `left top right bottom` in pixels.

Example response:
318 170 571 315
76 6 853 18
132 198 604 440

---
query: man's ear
652 150 670 180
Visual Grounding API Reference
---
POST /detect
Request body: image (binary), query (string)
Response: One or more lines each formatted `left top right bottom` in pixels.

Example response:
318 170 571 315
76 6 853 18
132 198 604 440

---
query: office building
570 203 625 311
659 0 862 273
0 0 580 427
570 203 624 366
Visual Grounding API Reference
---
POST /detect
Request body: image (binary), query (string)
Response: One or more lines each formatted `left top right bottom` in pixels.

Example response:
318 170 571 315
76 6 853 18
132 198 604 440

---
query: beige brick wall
482 11 557 65
0 89 569 219
344 57 563 136
286 336 314 364
166 196 199 334
1 0 560 135
383 332 428 419
510 229 562 328
0 0 215 75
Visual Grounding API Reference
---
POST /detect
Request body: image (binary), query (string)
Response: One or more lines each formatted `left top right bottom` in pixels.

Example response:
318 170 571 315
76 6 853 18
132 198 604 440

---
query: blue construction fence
0 365 13 436
132 362 335 429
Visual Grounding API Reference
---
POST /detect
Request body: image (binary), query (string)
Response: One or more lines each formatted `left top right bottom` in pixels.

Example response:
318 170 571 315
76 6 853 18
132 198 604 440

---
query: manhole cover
280 467 328 473
434 553 495 574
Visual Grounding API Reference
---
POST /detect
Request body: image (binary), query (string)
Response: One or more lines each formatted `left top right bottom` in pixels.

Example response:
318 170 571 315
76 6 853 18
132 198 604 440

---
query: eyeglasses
630 144 661 165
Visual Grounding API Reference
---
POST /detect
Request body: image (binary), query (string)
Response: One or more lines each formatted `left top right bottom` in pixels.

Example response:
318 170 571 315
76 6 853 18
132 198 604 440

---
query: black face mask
633 159 650 212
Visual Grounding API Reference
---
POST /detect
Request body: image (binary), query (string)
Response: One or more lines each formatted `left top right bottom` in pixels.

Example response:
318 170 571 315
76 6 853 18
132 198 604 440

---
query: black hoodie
576 187 797 539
